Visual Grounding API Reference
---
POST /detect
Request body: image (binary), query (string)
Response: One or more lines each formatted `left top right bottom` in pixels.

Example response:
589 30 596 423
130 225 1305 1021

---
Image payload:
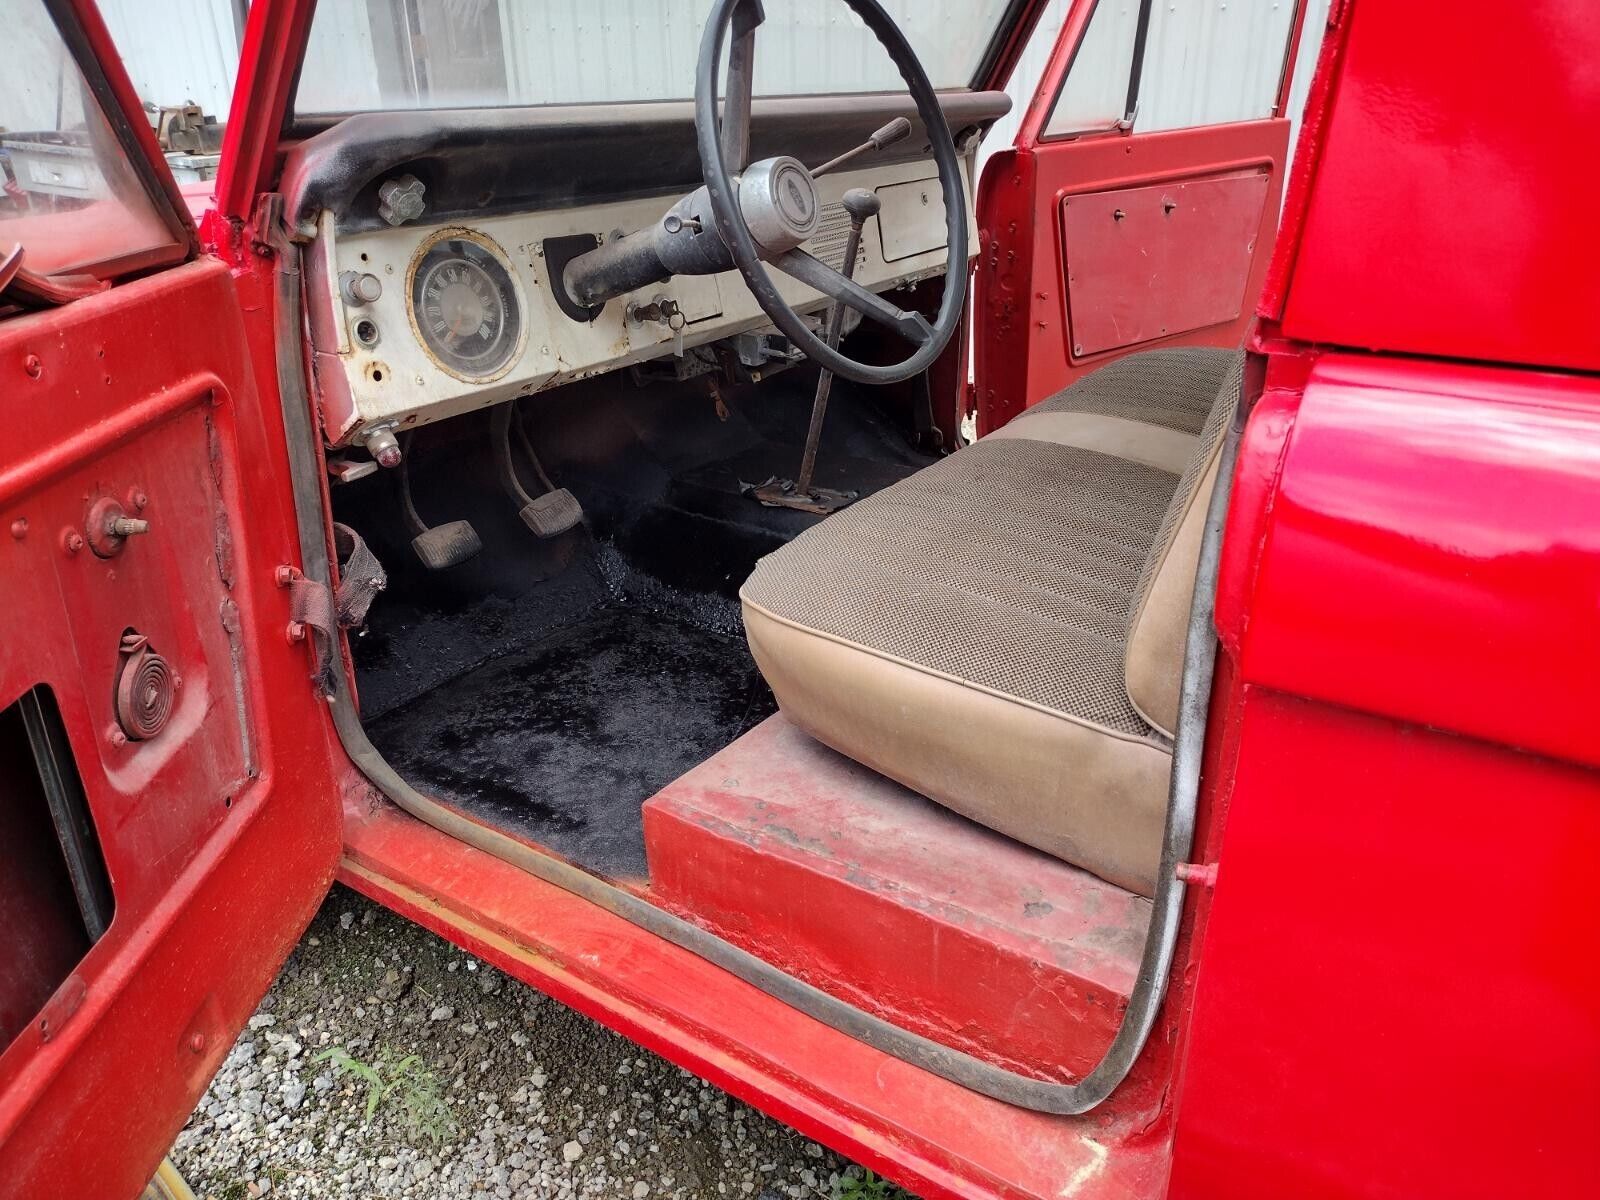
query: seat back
1123 355 1244 736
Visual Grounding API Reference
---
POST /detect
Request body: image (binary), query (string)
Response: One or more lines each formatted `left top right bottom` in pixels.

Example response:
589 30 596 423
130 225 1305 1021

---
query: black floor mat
365 607 776 880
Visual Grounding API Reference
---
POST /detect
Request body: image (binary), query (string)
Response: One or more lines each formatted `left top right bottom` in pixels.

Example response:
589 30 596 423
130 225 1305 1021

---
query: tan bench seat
740 348 1241 895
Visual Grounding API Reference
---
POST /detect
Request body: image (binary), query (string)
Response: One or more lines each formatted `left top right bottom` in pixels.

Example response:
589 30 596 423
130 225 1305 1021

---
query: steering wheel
694 0 968 386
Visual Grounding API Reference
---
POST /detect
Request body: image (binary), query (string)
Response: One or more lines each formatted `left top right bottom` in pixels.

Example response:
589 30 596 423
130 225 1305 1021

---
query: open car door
974 0 1314 433
0 3 341 1194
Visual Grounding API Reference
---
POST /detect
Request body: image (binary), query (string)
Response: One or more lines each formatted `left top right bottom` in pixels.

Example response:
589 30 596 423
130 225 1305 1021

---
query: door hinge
274 525 386 696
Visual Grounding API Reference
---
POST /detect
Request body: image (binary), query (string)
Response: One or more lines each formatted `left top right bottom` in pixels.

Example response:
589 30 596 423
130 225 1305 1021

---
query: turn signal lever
811 117 912 178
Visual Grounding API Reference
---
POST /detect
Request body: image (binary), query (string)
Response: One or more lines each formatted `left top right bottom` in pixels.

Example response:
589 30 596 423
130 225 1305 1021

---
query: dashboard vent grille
804 202 869 273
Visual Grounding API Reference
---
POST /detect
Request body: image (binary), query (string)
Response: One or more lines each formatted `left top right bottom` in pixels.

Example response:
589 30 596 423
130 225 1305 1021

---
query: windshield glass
295 0 1015 115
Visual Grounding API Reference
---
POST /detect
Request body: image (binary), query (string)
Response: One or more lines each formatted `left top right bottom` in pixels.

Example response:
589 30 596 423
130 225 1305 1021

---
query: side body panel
1276 2 1600 374
0 260 344 1195
1167 355 1600 1199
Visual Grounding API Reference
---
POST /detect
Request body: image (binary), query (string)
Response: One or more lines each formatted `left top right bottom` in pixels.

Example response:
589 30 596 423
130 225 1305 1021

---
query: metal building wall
98 0 240 118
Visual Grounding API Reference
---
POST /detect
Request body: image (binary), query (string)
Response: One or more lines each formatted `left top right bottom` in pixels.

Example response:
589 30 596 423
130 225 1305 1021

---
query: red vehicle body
1 2 1596 1198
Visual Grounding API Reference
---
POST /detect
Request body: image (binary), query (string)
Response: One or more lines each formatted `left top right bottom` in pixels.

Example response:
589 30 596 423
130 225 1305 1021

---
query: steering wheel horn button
738 156 822 254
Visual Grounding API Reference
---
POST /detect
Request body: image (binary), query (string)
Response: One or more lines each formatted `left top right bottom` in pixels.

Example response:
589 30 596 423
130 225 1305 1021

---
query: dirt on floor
172 886 909 1200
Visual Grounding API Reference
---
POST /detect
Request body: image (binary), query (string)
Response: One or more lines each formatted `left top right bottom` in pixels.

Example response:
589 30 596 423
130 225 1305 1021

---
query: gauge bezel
404 227 528 384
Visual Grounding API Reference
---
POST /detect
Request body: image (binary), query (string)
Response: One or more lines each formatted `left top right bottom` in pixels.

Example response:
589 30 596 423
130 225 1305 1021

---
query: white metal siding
99 0 240 117
2 0 81 131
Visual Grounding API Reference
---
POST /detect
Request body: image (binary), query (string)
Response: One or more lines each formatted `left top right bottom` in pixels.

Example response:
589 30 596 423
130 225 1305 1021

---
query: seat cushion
987 347 1238 474
740 347 1238 896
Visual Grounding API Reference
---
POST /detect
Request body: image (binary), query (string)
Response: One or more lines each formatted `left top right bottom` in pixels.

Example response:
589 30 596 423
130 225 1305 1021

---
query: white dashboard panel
309 156 975 447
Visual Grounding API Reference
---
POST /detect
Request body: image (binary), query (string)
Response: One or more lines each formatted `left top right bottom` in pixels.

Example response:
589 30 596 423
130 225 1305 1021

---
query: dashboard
307 157 971 448
285 94 1008 451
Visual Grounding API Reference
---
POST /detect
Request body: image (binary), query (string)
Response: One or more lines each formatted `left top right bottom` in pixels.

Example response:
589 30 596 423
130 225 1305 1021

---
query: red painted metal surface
1275 1 1600 373
1232 354 1600 768
643 716 1148 1083
213 0 319 223
0 258 343 1197
1060 170 1270 357
1167 352 1600 1199
340 786 1184 1200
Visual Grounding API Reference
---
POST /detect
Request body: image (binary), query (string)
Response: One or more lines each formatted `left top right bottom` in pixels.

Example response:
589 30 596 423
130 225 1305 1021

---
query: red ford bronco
1 1 1595 1197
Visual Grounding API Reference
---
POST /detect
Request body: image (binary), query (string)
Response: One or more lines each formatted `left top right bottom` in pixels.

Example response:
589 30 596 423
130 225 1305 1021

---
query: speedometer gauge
406 230 524 382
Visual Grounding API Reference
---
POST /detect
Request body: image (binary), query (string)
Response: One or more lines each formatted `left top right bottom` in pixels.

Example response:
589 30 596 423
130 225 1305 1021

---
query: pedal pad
518 488 584 538
410 520 482 570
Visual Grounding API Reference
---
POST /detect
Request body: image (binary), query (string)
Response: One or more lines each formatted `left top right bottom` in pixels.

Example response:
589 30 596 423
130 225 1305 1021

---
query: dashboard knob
377 174 426 227
842 187 882 225
340 270 383 306
363 426 403 469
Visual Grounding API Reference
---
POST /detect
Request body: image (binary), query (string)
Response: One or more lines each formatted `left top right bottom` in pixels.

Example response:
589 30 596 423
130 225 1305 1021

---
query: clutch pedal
398 440 483 570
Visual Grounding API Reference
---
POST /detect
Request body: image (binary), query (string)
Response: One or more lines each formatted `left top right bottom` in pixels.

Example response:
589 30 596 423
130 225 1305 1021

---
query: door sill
338 793 1170 1200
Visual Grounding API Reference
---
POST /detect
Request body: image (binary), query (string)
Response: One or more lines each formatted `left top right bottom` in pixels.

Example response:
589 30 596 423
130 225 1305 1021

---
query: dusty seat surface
740 348 1240 895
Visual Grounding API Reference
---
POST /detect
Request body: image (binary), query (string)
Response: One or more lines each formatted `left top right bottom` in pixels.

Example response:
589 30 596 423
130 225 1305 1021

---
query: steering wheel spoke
720 0 765 172
774 250 933 345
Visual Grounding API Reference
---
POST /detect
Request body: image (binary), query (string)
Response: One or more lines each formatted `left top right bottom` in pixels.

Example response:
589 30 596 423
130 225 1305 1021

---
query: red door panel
0 6 342 1192
1062 168 1271 357
975 120 1289 434
0 259 344 1200
973 0 1306 434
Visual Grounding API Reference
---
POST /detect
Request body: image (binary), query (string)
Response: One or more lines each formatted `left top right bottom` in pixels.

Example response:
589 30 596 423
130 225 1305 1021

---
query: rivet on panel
24 354 42 379
10 518 27 540
61 529 84 555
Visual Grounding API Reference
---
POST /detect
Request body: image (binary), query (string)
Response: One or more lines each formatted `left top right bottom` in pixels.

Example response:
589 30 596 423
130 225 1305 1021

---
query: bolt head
62 530 84 555
106 725 128 748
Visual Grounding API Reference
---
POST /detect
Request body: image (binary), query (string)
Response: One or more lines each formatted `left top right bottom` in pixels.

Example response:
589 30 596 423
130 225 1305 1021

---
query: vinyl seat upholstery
740 348 1242 895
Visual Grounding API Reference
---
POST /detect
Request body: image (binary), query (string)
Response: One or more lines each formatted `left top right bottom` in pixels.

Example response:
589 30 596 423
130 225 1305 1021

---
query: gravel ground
172 885 901 1200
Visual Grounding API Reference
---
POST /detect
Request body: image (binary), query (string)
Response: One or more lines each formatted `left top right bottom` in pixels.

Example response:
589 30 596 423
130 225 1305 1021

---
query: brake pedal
521 487 584 537
398 440 482 570
492 403 585 538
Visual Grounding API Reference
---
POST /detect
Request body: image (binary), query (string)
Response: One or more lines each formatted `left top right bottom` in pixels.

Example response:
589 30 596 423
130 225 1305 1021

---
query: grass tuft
312 1046 457 1143
832 1167 916 1200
